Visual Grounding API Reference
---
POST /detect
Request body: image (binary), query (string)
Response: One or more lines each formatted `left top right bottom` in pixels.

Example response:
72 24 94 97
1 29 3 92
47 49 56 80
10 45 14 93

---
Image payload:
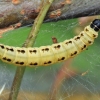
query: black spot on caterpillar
17 50 25 53
58 57 65 61
6 47 14 52
29 50 37 54
42 48 49 52
15 61 24 65
3 57 11 62
65 40 72 45
54 45 61 49
0 19 100 67
0 45 5 49
30 62 38 65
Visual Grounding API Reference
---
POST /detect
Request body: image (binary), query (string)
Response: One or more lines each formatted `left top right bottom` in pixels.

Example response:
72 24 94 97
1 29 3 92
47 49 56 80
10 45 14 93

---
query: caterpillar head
90 19 100 32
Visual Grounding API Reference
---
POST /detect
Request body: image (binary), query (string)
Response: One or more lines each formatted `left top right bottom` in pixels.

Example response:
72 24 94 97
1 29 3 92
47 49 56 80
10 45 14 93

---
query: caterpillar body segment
80 31 94 46
0 44 6 58
1 46 16 64
27 47 41 67
62 39 79 58
51 42 67 63
35 46 55 66
84 26 98 39
12 47 28 66
0 19 100 67
73 36 87 52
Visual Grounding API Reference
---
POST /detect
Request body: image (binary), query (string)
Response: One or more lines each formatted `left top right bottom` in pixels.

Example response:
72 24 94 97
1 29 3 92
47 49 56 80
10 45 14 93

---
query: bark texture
0 0 100 28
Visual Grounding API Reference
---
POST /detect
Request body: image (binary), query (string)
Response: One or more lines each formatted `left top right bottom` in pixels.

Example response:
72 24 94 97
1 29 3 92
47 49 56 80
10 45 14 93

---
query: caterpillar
0 19 100 67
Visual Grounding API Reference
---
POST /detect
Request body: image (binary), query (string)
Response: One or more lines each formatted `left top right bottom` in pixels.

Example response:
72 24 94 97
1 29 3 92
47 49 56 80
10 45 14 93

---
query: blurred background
0 15 100 100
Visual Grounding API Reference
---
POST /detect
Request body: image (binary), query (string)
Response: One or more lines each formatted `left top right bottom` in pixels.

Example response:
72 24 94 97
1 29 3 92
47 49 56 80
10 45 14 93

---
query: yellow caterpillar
0 19 100 67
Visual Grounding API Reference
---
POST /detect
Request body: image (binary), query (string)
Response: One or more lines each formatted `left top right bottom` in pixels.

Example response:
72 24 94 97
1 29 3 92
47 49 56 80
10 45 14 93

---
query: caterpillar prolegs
0 19 100 67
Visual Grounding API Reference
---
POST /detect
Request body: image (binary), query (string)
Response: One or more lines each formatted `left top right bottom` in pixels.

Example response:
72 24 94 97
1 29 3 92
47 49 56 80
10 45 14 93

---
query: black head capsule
90 19 100 32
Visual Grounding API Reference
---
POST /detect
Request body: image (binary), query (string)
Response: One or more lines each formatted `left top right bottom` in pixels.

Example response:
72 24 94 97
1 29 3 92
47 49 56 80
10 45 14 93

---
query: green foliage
0 19 100 77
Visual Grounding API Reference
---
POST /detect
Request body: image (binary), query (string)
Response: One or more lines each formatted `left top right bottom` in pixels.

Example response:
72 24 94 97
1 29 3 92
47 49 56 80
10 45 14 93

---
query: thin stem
8 0 54 100
23 0 54 47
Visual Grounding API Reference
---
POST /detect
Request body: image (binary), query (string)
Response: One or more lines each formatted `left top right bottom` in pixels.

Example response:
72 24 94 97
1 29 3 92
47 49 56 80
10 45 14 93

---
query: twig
49 59 77 100
8 0 54 100
52 37 58 43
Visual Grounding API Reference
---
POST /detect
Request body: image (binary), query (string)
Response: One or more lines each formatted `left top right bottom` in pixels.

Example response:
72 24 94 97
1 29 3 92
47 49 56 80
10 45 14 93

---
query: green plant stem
24 0 54 47
8 0 54 100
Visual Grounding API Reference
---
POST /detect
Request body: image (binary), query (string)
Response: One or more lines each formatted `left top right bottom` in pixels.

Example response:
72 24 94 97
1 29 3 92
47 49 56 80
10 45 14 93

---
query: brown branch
45 0 100 22
0 0 100 28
